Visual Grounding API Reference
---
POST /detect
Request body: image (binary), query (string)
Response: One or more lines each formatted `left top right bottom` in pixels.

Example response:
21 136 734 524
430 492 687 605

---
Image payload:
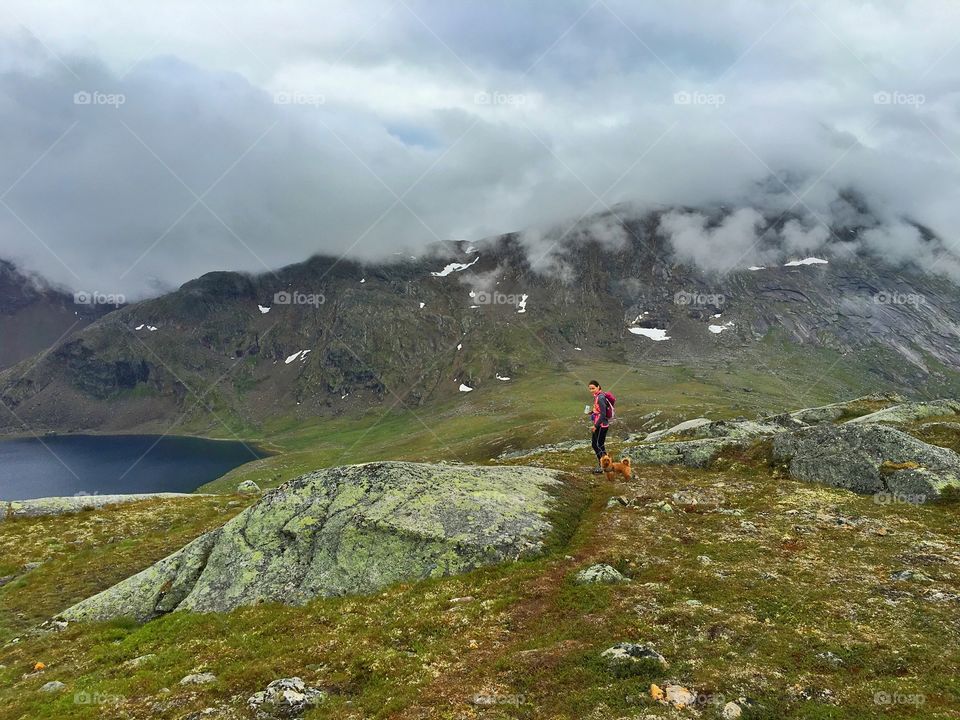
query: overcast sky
2 1 960 297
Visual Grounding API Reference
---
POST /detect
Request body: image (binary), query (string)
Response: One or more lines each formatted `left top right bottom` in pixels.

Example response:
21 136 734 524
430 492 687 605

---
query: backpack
603 391 616 420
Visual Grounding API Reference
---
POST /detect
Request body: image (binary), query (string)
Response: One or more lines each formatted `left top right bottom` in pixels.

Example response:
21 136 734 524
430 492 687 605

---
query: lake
0 435 269 501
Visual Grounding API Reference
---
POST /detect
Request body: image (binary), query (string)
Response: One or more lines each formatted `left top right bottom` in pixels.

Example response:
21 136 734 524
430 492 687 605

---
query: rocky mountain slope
2 207 959 435
0 260 115 371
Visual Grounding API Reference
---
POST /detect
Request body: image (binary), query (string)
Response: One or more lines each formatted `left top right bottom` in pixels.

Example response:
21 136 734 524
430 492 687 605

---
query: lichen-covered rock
845 399 960 426
574 564 629 584
633 416 801 444
627 437 750 468
247 677 324 719
0 493 208 521
772 424 960 501
498 440 590 460
236 480 261 494
789 393 904 424
60 462 562 622
600 643 667 667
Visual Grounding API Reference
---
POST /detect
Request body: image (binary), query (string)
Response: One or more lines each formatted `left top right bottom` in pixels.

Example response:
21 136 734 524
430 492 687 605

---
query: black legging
591 425 608 462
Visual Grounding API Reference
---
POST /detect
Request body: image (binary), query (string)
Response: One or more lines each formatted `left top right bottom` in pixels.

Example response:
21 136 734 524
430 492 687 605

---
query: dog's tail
621 457 631 467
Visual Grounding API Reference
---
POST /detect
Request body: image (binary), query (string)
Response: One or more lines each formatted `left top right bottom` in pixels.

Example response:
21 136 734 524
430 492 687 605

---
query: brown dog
600 454 631 481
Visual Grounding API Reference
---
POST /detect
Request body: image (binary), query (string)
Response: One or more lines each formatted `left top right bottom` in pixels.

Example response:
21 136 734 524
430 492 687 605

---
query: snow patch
285 350 311 364
135 324 144 330
431 255 479 277
419 302 425 309
784 257 828 267
459 383 473 392
748 266 766 271
258 305 271 314
628 326 670 341
147 326 157 332
709 321 735 334
517 293 528 314
496 373 511 381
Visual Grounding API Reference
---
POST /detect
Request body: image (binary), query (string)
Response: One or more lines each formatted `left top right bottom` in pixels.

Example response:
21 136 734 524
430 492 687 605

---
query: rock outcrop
844 399 960 426
772 424 960 501
0 493 208 521
60 462 563 622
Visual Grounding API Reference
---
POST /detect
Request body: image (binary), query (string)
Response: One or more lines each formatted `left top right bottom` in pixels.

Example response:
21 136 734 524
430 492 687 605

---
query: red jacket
591 391 610 429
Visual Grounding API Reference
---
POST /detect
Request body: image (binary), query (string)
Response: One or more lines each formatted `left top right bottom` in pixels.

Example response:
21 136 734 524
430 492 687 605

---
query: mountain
0 260 117 371
2 207 960 435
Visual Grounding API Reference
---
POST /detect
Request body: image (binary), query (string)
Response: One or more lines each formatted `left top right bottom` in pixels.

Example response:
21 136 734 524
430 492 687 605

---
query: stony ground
0 443 957 719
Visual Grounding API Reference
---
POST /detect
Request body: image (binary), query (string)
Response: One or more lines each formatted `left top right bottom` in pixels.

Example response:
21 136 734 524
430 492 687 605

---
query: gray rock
641 418 713 442
247 677 324 719
627 437 750 469
180 672 217 686
601 643 667 667
498 440 590 460
574 564 629 584
846 399 960 426
123 654 157 669
789 393 904 424
723 701 743 719
237 480 261 494
0 493 209 521
39 681 65 693
60 462 562 622
772 423 960 502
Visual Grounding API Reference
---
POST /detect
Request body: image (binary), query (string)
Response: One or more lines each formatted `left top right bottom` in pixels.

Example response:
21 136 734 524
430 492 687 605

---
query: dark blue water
0 435 269 501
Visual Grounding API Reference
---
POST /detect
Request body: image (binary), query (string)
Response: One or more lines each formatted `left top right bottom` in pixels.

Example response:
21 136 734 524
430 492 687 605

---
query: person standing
588 380 610 473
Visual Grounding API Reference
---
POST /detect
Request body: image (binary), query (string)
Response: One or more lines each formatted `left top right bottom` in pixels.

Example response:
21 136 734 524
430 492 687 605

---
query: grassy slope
200 341 924 494
2 351 959 718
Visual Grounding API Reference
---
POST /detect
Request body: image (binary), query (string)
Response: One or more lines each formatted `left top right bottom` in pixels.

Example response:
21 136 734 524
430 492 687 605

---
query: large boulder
635 415 802 444
844 399 960 426
772 424 960 501
60 462 562 622
789 393 904 424
627 437 751 468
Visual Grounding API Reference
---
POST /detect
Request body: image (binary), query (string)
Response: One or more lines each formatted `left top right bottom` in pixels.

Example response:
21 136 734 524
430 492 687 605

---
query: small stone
575 564 629 585
180 672 217 686
237 480 261 494
657 502 673 513
723 700 743 718
123 654 157 669
664 685 696 707
685 599 702 607
449 596 474 605
247 677 324 719
601 643 667 667
739 521 758 532
890 569 933 582
697 555 712 565
816 651 844 666
40 681 65 693
23 562 42 571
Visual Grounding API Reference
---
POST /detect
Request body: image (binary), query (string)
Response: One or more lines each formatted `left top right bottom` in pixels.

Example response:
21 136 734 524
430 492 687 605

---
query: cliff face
2 211 959 434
